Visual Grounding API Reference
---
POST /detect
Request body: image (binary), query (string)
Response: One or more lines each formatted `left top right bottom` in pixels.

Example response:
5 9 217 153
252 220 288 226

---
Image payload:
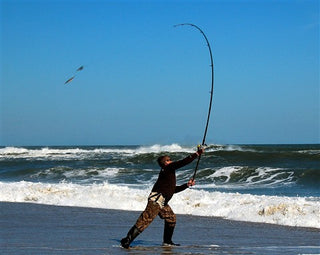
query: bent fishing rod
174 23 214 180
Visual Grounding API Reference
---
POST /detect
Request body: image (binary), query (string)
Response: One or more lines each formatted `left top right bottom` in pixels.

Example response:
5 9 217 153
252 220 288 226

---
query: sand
1 202 319 254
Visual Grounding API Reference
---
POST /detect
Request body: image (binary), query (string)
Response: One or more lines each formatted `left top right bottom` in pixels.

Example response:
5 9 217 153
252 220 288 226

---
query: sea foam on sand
0 180 319 229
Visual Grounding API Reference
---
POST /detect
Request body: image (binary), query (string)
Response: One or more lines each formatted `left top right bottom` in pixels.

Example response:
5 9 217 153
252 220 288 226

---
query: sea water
0 144 319 228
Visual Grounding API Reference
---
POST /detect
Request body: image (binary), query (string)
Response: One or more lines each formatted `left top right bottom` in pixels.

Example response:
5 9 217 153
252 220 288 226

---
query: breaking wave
0 144 319 228
0 180 319 228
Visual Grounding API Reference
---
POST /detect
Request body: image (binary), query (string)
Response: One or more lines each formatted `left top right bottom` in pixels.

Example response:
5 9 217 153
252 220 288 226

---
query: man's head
157 155 172 168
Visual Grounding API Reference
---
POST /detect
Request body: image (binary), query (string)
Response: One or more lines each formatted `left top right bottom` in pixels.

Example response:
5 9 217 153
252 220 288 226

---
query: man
120 147 204 248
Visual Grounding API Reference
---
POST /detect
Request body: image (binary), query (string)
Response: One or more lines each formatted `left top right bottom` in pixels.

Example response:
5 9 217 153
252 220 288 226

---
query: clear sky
1 0 319 146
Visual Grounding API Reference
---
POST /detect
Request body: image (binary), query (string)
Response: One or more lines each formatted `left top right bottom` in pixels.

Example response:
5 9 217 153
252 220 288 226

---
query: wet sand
1 202 319 254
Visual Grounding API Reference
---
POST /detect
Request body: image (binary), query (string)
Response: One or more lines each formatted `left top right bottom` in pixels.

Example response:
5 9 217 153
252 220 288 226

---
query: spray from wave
0 180 319 228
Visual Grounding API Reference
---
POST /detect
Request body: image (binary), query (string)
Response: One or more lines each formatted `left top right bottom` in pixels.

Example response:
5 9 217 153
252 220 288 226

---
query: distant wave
1 144 318 159
0 180 319 229
1 144 319 191
0 144 193 160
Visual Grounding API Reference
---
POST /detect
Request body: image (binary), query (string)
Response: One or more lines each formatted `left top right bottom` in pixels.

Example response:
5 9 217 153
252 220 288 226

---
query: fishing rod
174 23 214 180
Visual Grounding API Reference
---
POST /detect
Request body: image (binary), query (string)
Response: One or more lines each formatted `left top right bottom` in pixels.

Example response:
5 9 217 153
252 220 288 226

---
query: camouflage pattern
135 201 176 232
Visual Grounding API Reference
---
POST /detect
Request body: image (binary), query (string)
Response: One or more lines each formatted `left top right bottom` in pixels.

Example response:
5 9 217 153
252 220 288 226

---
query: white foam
0 147 133 160
171 189 320 228
208 166 242 183
2 145 318 160
0 181 319 228
204 166 295 188
210 144 256 152
0 144 194 160
0 181 149 210
61 167 121 179
297 149 320 155
135 144 193 154
0 147 29 155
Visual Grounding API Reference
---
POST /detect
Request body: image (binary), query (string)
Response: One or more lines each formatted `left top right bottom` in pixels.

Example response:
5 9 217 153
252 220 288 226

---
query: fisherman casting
120 147 205 248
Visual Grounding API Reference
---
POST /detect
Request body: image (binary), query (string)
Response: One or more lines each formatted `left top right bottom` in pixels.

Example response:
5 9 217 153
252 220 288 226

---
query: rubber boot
120 225 141 249
162 222 180 246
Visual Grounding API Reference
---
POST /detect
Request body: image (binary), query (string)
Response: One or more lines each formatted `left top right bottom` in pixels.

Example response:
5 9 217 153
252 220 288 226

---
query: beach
1 145 319 254
1 202 319 255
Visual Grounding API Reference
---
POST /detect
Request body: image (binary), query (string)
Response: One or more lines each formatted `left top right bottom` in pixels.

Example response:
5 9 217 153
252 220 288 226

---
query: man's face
163 156 172 166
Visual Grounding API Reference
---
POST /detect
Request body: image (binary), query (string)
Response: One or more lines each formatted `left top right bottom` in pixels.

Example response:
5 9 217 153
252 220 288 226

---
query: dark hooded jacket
151 153 198 203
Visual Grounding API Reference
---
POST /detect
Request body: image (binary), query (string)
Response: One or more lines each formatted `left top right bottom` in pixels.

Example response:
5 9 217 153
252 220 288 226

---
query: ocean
0 144 319 229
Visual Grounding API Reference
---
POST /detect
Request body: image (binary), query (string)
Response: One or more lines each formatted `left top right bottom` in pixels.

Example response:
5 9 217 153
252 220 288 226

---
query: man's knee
135 201 160 232
167 213 176 225
159 206 176 225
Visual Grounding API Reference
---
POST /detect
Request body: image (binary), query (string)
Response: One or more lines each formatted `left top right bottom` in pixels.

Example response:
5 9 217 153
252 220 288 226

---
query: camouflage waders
121 197 177 248
135 200 176 232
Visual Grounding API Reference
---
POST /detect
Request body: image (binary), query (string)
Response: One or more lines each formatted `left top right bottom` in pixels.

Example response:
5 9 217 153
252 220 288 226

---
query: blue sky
1 0 319 146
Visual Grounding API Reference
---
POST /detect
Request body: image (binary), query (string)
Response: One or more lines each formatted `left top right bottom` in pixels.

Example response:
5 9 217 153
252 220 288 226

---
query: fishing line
174 23 214 180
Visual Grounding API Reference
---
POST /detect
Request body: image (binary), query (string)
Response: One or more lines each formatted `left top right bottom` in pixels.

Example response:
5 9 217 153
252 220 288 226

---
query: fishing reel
197 144 207 153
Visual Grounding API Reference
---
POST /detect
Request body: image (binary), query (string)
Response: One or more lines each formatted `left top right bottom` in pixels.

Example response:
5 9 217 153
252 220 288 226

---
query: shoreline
1 202 319 254
2 201 319 231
